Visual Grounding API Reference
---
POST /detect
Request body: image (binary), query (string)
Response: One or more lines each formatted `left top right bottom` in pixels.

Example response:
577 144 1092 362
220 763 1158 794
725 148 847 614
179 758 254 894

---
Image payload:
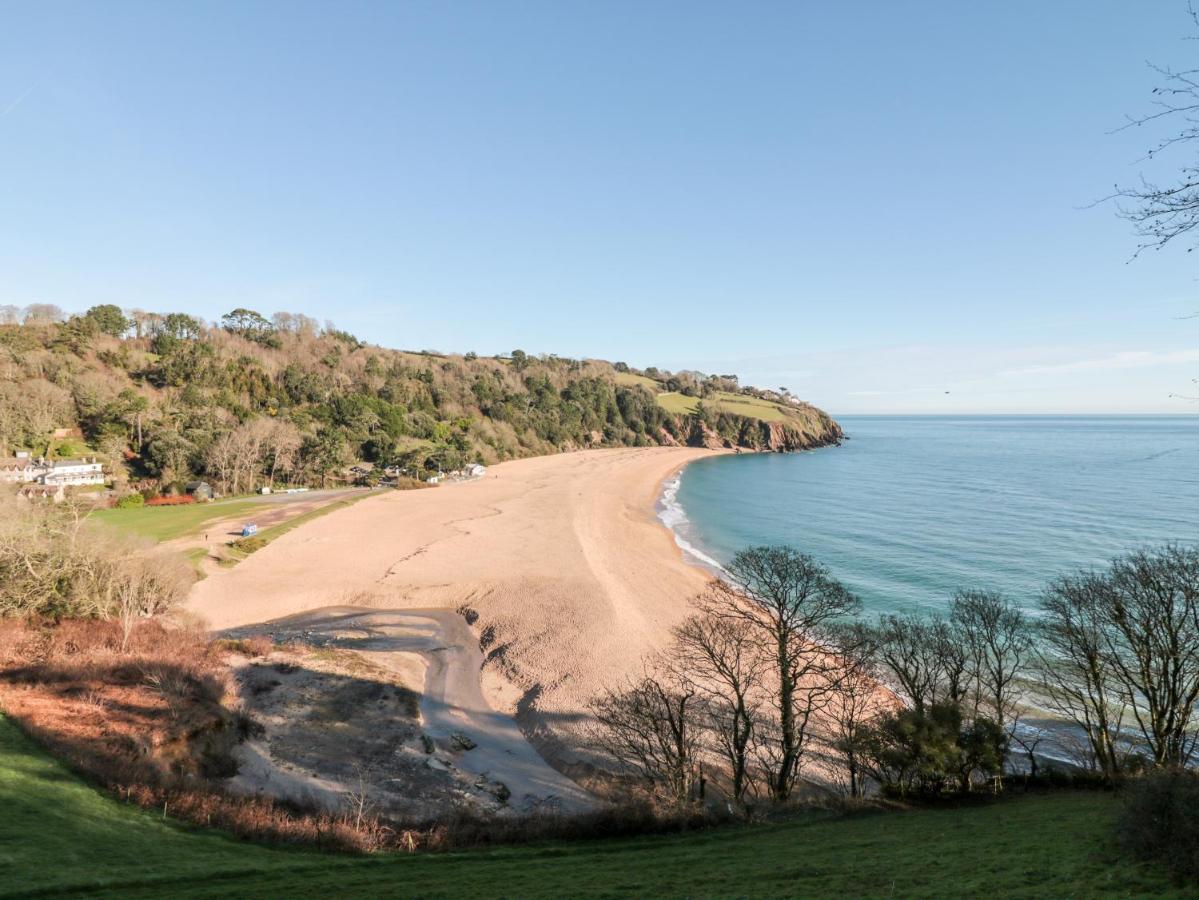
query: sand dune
187 447 722 757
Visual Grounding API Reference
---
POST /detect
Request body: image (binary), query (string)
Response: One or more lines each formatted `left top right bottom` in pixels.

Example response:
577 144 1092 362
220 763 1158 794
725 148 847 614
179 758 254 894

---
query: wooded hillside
0 304 841 494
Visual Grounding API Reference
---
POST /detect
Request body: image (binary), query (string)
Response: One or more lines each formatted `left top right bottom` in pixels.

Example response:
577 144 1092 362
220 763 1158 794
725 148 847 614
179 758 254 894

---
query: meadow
89 497 267 543
656 389 792 422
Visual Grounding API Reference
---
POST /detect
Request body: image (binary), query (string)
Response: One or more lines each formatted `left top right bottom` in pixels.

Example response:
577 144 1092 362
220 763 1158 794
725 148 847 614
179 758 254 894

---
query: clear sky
3 2 1198 414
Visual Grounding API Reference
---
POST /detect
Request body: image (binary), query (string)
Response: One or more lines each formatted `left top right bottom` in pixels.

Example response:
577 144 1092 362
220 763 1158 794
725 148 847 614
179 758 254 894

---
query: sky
2 2 1199 414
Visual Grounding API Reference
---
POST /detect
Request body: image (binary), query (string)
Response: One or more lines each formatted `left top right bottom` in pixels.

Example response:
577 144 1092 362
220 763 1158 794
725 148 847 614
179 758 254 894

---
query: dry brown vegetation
0 617 375 851
0 616 727 853
0 495 192 622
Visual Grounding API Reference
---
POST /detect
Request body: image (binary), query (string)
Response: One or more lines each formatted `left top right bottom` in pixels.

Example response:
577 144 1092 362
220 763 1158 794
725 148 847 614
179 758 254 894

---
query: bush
145 495 196 506
115 493 144 509
232 536 267 554
858 702 1005 798
1117 769 1199 883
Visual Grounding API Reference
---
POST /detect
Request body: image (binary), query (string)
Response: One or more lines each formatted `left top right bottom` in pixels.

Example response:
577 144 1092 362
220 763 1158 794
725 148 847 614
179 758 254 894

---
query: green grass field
614 371 805 426
90 498 266 543
656 391 702 415
707 391 792 422
0 715 1176 899
614 371 662 390
655 390 795 423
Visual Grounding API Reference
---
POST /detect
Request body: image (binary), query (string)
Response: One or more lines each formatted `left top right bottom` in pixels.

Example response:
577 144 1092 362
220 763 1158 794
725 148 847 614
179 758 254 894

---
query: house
41 458 105 487
0 455 40 484
185 481 214 501
0 455 104 487
17 483 65 503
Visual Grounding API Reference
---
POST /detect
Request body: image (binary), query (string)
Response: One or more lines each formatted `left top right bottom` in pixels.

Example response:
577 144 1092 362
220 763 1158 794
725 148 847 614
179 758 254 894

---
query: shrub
214 635 274 657
1117 769 1199 883
145 495 196 506
115 493 144 509
232 536 267 554
858 702 1005 798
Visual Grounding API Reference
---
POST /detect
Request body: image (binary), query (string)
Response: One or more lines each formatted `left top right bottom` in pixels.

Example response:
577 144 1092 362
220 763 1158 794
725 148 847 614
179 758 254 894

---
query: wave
657 471 729 577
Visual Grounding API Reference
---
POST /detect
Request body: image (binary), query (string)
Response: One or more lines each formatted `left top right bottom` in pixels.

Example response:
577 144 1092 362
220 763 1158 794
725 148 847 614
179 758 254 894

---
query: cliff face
678 411 843 453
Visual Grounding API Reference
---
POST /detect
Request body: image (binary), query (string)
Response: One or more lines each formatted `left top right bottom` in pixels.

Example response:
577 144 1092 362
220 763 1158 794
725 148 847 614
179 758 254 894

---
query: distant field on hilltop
0 715 1176 899
615 370 814 426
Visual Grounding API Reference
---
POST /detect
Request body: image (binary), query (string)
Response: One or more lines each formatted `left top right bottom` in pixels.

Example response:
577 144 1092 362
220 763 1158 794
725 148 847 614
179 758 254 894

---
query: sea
660 416 1199 619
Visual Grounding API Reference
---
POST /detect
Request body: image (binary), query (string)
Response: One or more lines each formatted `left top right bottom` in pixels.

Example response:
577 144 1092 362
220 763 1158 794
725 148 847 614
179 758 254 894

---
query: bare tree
1038 571 1132 779
720 546 860 802
1039 546 1199 773
951 589 1032 732
264 419 302 488
672 595 766 805
868 613 945 713
590 667 701 806
1108 6 1199 256
824 625 890 798
21 303 64 324
1102 546 1199 767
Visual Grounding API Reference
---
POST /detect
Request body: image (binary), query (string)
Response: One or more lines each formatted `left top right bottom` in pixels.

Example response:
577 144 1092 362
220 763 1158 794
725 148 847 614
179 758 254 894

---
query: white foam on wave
657 470 728 577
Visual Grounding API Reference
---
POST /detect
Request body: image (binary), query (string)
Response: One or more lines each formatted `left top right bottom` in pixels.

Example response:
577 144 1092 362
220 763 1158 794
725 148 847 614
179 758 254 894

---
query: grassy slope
90 498 266 543
0 716 1176 899
656 389 793 423
613 372 660 390
616 370 809 426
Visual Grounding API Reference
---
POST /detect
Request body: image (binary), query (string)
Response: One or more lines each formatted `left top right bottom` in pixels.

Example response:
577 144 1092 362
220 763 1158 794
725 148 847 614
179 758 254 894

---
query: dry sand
187 447 723 763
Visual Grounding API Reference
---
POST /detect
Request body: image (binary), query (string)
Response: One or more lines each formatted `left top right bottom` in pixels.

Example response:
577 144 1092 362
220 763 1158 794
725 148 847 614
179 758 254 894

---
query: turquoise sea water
662 416 1199 617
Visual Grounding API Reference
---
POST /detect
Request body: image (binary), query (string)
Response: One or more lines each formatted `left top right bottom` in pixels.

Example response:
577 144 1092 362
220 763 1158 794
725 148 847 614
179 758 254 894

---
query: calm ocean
661 416 1199 618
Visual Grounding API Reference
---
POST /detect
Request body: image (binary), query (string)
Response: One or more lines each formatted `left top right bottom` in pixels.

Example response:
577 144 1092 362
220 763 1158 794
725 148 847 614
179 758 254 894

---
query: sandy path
187 447 722 758
242 607 595 812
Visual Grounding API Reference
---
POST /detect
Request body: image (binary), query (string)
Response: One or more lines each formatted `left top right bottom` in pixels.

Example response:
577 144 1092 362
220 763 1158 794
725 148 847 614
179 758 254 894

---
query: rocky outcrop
671 410 842 453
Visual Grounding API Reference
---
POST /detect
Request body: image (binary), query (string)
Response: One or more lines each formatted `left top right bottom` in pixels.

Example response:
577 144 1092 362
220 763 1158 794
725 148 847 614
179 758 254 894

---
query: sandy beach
187 447 722 762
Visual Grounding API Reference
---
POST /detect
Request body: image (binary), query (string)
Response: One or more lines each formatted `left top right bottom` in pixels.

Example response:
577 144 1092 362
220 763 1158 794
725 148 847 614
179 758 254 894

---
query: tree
868 613 944 713
1038 571 1131 778
85 304 130 337
1108 7 1199 256
951 589 1032 733
21 303 63 324
1100 547 1199 767
510 349 529 372
1039 546 1199 772
263 419 302 487
299 427 348 488
15 379 73 446
143 430 197 483
159 312 203 340
590 668 701 806
825 624 890 798
857 702 1003 797
720 546 861 802
221 308 277 346
672 597 766 805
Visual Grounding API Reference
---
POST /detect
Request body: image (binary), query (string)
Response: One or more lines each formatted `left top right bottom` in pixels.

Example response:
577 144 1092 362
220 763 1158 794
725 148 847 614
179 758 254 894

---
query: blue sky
2 2 1198 413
